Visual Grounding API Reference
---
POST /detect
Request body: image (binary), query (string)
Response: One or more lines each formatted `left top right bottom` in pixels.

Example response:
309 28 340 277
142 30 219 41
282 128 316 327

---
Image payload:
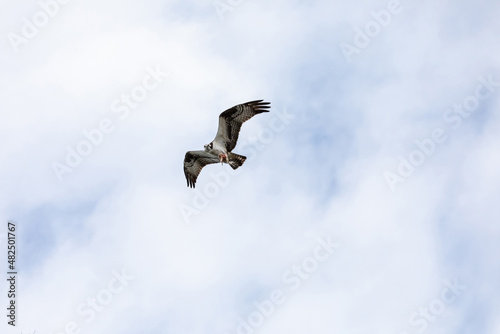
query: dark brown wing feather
183 150 219 188
215 100 270 152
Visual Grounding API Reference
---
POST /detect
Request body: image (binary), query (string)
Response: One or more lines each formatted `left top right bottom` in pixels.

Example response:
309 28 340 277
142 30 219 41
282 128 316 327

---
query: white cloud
1 0 500 333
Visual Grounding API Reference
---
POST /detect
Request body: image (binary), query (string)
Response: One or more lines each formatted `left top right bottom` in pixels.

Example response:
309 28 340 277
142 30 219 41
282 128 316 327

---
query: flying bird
183 100 271 188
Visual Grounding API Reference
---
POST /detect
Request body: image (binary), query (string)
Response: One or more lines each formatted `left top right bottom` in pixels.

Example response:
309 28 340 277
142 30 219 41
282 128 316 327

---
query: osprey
183 100 271 188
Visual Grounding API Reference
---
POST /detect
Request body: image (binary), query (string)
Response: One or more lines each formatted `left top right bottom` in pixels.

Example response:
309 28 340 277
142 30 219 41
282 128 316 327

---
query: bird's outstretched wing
214 100 270 152
183 150 220 188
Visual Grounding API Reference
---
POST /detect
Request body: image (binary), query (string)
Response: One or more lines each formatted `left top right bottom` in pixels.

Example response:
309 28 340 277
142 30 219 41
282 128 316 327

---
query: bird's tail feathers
228 153 246 170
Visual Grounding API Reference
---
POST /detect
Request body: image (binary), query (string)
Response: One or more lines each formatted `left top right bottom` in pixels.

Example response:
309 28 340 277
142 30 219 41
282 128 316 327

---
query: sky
1 0 499 333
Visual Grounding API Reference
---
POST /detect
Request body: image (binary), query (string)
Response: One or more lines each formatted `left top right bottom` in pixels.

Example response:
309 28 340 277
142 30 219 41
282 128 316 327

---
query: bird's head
204 142 213 152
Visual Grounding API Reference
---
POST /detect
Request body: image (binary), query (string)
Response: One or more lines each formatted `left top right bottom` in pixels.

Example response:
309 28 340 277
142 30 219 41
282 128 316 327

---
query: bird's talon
218 153 228 164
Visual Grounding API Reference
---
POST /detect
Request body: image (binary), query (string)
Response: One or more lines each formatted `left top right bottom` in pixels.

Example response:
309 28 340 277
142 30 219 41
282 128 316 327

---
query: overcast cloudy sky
1 0 499 333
